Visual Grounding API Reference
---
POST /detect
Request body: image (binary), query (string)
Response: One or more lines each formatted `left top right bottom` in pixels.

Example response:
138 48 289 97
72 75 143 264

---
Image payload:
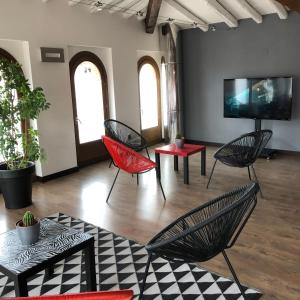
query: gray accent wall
180 13 300 151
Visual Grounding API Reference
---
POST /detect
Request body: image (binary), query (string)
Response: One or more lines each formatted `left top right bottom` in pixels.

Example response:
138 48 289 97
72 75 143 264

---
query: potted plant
16 211 40 245
175 133 184 149
0 58 50 209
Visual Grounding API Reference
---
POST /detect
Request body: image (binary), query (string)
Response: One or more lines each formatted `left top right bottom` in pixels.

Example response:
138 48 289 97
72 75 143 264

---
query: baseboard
185 139 223 147
36 166 79 182
78 154 110 168
185 139 300 156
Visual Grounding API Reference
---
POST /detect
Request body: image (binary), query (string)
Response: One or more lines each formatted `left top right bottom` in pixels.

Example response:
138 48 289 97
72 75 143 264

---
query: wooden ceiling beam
235 0 262 24
276 0 300 13
145 0 163 34
266 0 288 19
164 0 208 31
68 0 82 6
109 0 133 13
203 0 238 27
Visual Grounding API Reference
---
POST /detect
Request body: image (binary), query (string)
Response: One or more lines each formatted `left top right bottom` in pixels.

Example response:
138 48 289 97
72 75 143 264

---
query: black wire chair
207 130 272 197
139 182 259 299
104 119 149 157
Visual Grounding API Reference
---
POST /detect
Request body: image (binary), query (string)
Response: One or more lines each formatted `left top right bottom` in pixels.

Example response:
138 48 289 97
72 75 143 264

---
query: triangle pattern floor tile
0 213 262 299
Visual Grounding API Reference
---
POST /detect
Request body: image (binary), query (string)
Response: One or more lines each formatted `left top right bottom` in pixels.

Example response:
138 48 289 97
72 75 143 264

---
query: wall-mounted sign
41 47 65 63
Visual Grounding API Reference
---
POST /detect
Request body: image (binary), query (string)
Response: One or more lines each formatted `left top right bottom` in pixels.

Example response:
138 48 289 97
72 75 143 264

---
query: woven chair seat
104 137 156 174
146 183 259 262
104 119 147 152
102 135 166 202
139 183 259 299
214 130 272 167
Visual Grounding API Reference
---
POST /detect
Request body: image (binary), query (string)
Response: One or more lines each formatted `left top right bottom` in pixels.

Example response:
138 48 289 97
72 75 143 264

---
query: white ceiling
44 0 290 31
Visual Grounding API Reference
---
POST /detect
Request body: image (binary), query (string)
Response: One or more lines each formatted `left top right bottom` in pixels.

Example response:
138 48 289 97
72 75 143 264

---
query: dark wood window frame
137 55 162 145
69 51 110 166
0 48 17 62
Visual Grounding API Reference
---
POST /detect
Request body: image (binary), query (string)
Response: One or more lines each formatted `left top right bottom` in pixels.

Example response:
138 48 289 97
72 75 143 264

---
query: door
70 51 109 166
138 56 162 145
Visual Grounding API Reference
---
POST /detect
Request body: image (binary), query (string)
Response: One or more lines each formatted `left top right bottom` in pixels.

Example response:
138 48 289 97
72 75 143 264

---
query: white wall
0 0 163 176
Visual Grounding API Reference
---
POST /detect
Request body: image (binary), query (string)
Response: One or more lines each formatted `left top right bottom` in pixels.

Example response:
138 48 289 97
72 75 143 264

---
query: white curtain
159 24 181 143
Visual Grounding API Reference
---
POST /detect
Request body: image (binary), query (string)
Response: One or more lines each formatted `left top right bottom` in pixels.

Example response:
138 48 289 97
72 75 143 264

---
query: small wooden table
154 143 206 184
0 218 96 297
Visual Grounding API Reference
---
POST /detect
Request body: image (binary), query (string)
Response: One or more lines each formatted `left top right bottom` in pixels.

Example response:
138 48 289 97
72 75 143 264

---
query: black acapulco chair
207 130 272 197
104 119 150 158
139 182 259 300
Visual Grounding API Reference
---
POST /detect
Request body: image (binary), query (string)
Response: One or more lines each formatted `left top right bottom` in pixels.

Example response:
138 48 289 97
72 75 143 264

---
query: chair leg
251 165 263 198
106 168 120 203
247 166 252 181
207 159 217 189
222 250 247 299
146 147 150 159
109 159 113 168
139 253 152 300
137 173 139 185
157 178 166 200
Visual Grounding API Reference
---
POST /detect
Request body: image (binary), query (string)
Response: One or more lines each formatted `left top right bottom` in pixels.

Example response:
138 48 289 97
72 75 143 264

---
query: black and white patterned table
0 218 96 297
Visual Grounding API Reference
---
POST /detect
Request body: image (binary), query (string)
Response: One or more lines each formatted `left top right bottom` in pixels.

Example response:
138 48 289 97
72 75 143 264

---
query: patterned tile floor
0 213 262 299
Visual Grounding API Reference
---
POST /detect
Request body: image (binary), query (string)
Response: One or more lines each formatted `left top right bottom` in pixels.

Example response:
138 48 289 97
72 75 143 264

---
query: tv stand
254 119 276 159
255 119 262 131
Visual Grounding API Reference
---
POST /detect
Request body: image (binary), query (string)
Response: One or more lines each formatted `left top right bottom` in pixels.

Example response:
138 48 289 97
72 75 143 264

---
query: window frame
69 51 110 146
137 55 162 137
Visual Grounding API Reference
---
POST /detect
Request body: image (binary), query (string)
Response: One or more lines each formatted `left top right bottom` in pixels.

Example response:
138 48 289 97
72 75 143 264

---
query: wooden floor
0 145 299 299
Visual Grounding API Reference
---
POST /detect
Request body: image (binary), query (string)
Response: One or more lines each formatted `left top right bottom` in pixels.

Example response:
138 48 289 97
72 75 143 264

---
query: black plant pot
0 162 35 209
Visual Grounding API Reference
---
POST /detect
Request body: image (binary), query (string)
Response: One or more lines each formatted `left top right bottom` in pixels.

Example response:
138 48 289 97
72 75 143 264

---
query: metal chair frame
207 130 272 197
102 136 166 203
139 183 259 299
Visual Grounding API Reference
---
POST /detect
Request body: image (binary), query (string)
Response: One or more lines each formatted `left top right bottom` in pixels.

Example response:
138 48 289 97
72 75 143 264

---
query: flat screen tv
224 77 293 120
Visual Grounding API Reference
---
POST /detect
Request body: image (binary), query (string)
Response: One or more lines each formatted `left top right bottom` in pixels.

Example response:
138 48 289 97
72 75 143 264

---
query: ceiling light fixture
192 22 199 28
167 18 174 24
210 25 216 32
136 11 144 20
95 1 103 11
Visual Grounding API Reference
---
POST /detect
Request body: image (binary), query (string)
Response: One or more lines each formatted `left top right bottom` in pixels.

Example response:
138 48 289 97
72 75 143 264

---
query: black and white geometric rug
0 213 262 299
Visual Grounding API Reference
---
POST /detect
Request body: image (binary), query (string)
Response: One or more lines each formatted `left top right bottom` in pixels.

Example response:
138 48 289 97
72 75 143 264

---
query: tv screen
224 77 292 120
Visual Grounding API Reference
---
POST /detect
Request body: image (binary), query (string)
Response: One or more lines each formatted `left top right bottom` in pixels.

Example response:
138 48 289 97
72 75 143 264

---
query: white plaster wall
0 0 162 176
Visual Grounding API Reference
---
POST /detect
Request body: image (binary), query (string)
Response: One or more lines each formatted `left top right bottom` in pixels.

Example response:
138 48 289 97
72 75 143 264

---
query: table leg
155 153 161 179
201 148 206 176
15 275 28 297
84 239 97 292
184 156 189 184
174 155 178 171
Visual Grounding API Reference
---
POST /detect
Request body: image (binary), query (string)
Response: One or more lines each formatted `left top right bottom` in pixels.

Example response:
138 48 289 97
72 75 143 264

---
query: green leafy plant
175 133 183 139
0 58 50 170
22 211 36 227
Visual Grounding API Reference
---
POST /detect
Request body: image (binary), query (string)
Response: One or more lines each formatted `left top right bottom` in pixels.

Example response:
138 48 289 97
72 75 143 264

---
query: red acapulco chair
2 290 134 300
102 135 166 203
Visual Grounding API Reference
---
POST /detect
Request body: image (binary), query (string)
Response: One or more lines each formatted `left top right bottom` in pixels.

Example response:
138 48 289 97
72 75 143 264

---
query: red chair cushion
102 135 156 174
2 290 133 300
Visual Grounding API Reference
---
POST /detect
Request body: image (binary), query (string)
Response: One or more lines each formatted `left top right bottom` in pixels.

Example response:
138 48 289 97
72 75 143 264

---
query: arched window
138 56 162 144
69 51 109 166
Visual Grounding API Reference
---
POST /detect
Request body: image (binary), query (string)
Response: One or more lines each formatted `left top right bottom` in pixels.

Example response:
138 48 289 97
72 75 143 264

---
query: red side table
154 143 206 184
